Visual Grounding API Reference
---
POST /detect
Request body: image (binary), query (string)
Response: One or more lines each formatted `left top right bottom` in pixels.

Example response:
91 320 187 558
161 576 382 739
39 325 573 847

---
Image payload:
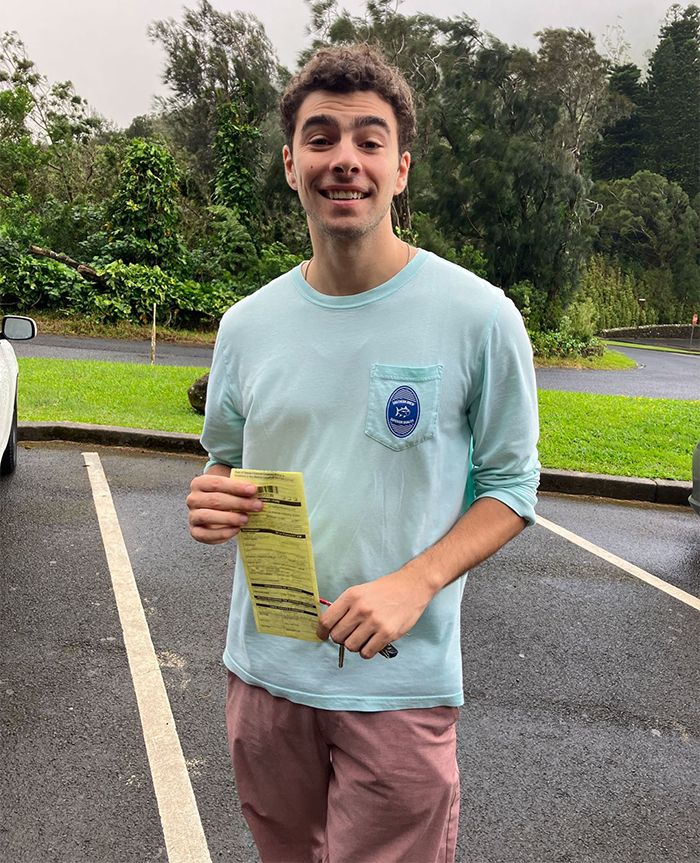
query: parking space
1 442 698 862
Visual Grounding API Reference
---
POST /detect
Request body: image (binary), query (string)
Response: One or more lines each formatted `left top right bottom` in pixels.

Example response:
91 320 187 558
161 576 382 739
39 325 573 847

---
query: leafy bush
258 242 305 285
0 246 86 313
0 193 46 247
561 297 598 339
528 328 605 359
183 205 260 288
86 261 242 326
507 280 547 331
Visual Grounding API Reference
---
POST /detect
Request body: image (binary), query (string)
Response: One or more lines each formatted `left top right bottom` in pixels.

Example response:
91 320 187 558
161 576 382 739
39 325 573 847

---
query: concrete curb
19 421 693 508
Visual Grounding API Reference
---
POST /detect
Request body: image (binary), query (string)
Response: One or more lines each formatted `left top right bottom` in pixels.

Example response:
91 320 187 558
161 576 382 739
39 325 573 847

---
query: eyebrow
300 114 392 136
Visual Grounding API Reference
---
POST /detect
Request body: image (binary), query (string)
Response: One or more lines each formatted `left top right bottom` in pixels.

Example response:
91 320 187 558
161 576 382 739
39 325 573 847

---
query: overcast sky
4 0 675 128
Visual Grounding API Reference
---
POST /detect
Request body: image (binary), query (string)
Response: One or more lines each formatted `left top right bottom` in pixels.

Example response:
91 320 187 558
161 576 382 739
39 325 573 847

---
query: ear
393 151 411 196
283 145 298 191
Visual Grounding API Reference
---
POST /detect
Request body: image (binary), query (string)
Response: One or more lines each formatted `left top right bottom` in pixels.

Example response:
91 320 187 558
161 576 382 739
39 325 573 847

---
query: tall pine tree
589 63 645 180
645 4 700 199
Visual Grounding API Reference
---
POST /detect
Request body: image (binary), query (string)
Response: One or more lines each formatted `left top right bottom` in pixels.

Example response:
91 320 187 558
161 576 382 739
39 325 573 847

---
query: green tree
588 63 646 181
532 27 630 176
104 139 185 270
213 101 262 235
302 6 622 318
429 34 601 318
644 4 700 198
0 31 105 203
0 84 43 195
148 1 282 198
592 171 700 318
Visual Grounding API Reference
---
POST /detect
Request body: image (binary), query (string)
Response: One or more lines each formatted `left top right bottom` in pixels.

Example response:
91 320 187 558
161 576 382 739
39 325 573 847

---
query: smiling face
283 89 410 242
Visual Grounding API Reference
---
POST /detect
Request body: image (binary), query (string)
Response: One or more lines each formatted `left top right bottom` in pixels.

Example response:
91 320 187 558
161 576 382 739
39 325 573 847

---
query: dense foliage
0 0 698 347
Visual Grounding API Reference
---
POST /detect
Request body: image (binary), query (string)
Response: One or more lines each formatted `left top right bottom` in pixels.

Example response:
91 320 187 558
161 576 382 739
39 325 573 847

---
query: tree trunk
391 188 412 234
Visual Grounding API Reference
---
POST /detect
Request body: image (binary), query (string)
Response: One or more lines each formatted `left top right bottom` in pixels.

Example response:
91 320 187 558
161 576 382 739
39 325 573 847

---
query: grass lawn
18 357 210 435
537 390 697 481
534 350 636 370
18 357 697 481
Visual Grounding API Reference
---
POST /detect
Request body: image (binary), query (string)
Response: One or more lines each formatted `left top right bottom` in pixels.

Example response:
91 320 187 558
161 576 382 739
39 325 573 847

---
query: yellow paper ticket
231 468 321 642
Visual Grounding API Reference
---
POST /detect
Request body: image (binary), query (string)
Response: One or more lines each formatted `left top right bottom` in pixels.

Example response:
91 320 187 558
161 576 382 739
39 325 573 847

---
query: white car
1 315 37 475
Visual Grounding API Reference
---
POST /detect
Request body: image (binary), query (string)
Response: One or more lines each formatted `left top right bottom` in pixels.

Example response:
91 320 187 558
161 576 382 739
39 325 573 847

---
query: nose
330 137 360 175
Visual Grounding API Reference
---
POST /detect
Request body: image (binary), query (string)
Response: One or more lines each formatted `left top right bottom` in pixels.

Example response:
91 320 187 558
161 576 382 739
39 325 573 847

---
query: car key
319 597 398 665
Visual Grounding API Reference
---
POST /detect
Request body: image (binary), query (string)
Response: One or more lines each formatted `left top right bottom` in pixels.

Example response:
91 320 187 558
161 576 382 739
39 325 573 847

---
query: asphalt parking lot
1 442 698 863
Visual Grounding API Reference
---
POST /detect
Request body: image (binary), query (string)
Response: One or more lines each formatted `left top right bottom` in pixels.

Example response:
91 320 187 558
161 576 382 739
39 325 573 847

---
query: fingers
187 474 265 545
355 634 392 660
189 524 241 545
316 597 351 641
341 623 392 659
190 474 259 497
189 506 251 531
189 507 246 544
187 475 263 514
187 489 264 514
322 610 393 660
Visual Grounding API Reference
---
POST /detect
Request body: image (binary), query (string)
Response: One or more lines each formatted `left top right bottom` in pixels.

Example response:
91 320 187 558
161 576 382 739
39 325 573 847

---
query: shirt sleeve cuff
472 488 538 528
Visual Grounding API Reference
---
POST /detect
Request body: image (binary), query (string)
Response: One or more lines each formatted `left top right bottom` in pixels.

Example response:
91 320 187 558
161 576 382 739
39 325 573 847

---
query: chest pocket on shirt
365 363 444 452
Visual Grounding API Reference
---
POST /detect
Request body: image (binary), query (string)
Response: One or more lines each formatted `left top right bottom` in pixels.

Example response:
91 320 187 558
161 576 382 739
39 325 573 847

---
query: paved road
610 337 700 354
536 346 700 400
14 335 700 400
2 442 698 862
13 333 213 368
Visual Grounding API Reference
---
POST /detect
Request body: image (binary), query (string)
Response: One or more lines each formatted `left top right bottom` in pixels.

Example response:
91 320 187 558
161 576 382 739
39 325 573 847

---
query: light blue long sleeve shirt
201 249 540 710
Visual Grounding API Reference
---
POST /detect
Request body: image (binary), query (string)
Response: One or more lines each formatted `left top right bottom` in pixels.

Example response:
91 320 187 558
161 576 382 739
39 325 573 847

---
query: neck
305 216 412 296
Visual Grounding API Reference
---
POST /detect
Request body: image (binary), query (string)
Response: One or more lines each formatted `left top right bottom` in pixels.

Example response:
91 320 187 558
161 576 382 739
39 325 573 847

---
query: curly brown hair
280 44 416 154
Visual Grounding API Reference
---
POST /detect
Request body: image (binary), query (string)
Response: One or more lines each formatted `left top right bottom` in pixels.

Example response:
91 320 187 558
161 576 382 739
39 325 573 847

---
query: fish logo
386 386 420 438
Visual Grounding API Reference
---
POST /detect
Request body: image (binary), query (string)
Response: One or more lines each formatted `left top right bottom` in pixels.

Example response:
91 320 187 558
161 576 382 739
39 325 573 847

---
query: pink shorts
225 671 460 863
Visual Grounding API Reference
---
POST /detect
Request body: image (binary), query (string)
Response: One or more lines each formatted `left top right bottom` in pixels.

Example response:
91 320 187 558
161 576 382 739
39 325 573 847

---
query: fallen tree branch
28 245 106 285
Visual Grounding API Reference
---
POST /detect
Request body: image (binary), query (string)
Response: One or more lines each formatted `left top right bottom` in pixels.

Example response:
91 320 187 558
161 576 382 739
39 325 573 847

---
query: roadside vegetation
534 351 636 369
30 312 219 346
17 357 696 480
603 340 700 356
1 3 698 364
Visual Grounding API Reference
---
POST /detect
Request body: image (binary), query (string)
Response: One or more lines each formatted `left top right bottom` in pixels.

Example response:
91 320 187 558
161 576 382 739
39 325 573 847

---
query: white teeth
324 190 366 199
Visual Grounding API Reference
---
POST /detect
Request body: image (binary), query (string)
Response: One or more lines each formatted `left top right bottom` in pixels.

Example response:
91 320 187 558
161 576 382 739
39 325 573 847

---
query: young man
187 45 539 863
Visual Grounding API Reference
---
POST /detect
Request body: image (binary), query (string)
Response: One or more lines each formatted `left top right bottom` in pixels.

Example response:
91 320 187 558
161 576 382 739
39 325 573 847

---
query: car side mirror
1 316 37 340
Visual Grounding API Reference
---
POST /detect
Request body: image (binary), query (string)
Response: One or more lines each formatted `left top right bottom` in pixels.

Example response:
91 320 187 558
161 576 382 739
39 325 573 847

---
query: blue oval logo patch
386 386 420 438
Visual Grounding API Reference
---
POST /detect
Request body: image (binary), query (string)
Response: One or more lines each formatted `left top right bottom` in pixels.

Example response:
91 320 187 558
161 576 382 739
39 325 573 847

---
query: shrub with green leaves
103 139 186 270
528 329 604 359
88 261 241 326
507 280 547 331
0 246 86 313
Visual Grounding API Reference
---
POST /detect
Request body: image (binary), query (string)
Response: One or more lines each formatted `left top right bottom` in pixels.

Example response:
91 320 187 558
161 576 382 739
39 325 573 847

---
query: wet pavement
1 442 698 862
13 333 214 368
536 346 700 400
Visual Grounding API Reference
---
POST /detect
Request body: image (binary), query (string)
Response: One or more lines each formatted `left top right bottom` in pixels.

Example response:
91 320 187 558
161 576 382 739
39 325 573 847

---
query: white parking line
537 514 700 613
83 452 212 863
